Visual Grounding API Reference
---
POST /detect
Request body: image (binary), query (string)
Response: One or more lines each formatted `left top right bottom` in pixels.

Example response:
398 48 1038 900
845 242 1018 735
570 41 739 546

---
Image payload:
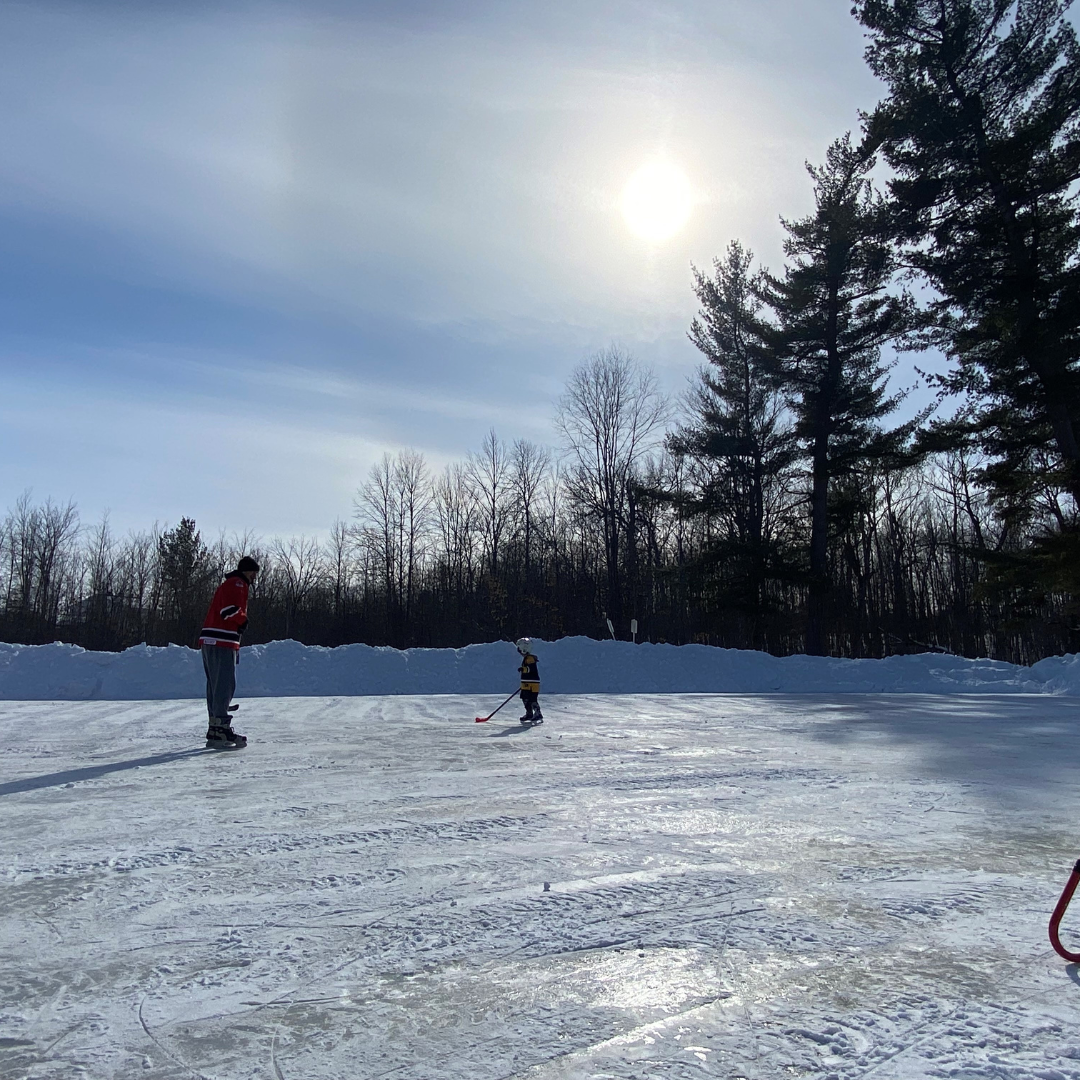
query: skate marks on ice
4 694 1080 1077
514 990 1080 1079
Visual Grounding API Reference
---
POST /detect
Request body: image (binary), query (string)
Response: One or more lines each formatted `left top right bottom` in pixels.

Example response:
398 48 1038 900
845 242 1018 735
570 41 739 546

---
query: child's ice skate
520 703 544 726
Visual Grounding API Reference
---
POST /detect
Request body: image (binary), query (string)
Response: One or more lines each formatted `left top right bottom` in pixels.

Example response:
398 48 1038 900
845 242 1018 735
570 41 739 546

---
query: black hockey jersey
518 654 540 693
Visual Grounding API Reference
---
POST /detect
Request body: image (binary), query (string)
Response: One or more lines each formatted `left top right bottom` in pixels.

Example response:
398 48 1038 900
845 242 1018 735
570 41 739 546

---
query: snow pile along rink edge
0 637 1071 700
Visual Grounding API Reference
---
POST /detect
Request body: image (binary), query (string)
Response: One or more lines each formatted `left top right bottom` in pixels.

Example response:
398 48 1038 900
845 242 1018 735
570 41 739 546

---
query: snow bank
0 637 1073 700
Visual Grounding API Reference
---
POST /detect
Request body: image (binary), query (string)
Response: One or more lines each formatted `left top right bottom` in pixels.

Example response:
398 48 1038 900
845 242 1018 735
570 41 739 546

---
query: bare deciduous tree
466 429 512 577
556 346 669 627
509 439 549 579
270 535 324 639
355 450 432 646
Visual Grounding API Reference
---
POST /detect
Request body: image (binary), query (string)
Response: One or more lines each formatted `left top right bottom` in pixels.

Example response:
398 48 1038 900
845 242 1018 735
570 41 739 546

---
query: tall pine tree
855 0 1080 512
670 241 797 644
758 136 917 655
157 517 212 645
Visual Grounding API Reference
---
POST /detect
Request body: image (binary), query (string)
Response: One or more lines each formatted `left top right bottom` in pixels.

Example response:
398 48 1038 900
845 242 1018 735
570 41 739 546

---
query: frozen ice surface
3 693 1080 1078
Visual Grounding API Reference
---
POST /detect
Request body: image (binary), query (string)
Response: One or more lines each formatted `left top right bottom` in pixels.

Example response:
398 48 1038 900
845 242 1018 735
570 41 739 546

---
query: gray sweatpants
202 644 237 722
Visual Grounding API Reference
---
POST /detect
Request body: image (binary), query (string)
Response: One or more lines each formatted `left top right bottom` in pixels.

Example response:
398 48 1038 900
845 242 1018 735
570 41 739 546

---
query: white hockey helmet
515 637 533 655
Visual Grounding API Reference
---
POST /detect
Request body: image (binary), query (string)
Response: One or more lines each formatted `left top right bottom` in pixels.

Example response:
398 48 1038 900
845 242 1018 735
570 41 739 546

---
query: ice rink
4 693 1080 1079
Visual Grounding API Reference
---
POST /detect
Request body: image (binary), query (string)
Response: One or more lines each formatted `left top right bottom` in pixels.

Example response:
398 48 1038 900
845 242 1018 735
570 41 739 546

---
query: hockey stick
1050 858 1080 961
475 688 519 723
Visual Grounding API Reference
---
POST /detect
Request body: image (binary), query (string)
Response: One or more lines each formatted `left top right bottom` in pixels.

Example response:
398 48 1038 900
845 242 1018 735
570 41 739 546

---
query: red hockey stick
1049 859 1080 961
475 689 519 723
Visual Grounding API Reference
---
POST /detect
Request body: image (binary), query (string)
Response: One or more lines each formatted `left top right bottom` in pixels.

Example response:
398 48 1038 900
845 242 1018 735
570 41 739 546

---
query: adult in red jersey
200 556 259 747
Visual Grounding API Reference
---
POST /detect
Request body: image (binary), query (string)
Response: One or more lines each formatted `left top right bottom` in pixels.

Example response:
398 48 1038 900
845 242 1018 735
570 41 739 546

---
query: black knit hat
237 556 260 573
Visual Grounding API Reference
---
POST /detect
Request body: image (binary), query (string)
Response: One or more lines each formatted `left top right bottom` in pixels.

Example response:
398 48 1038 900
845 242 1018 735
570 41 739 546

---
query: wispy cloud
0 0 887 533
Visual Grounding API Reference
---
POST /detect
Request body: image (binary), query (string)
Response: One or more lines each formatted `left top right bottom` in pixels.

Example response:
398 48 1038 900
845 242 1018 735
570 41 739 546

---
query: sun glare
621 161 694 242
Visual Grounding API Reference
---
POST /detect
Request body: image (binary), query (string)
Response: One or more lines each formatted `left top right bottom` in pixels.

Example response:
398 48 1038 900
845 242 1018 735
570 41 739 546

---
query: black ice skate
205 724 247 749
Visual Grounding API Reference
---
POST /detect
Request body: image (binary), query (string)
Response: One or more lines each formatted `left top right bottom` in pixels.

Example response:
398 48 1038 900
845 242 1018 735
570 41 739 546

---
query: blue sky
1 0 892 536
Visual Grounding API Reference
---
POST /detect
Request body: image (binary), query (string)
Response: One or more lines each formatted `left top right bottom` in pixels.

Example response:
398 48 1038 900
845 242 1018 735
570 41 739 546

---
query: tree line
4 0 1080 662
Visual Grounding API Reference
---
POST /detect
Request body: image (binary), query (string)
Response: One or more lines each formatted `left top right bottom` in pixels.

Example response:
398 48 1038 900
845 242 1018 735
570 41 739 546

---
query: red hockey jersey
199 572 250 650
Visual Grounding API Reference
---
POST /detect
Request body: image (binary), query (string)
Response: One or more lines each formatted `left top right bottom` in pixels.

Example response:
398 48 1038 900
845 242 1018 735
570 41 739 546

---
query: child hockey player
516 637 543 725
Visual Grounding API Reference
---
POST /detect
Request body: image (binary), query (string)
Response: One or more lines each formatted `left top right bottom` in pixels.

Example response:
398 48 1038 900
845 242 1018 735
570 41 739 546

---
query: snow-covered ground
4 693 1080 1079
7 637 1080 698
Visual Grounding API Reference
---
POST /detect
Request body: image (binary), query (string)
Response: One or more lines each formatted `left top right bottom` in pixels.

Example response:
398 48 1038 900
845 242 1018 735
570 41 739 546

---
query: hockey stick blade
475 688 519 725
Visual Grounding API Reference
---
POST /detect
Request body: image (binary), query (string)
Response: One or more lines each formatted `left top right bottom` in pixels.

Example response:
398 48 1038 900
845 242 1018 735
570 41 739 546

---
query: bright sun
621 161 694 242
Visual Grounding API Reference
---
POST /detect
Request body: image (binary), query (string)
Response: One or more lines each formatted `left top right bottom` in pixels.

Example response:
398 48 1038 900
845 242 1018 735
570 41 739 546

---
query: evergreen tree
670 241 797 644
157 517 212 643
757 136 918 654
855 0 1080 510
